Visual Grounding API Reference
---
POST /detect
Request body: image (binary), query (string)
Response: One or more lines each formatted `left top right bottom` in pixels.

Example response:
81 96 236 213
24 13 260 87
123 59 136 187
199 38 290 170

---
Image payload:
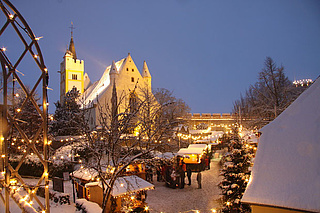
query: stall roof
188 144 207 150
177 148 204 155
72 167 98 181
242 78 320 212
86 175 154 197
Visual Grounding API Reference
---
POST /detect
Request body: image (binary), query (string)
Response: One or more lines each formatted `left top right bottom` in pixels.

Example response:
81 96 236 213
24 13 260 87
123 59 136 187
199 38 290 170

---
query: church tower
60 27 84 103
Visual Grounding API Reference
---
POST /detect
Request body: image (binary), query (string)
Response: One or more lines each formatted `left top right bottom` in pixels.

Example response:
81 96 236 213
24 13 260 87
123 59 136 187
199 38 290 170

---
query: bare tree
79 84 177 212
233 57 307 129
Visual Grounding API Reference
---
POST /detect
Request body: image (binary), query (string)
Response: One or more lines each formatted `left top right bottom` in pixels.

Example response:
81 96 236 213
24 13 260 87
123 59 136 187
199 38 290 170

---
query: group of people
154 159 202 189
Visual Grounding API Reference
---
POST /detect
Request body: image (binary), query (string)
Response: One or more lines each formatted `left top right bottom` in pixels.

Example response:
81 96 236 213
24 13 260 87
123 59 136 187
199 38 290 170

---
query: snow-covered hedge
75 199 102 213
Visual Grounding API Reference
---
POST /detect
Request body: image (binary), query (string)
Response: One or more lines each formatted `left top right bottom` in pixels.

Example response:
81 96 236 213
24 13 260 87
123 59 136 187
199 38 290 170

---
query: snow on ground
147 160 222 213
1 159 222 213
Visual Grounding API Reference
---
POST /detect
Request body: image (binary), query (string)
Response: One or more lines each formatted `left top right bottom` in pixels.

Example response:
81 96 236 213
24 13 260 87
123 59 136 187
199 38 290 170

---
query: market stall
85 175 154 212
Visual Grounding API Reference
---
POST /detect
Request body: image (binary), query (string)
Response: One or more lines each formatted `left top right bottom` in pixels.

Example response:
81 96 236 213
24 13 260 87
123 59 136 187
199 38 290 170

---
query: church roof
242 78 320 212
82 58 125 104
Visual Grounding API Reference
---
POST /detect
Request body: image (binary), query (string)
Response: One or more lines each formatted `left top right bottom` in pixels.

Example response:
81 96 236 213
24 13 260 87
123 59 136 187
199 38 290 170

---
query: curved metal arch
0 0 49 212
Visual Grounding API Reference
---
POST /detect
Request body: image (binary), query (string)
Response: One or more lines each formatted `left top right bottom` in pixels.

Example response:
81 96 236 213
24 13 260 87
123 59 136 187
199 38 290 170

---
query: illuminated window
72 74 77 80
131 77 134 82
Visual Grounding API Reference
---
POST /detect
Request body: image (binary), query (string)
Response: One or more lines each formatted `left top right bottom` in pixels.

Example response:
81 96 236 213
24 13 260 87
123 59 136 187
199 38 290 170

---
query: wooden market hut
85 175 154 212
242 78 320 213
177 144 208 172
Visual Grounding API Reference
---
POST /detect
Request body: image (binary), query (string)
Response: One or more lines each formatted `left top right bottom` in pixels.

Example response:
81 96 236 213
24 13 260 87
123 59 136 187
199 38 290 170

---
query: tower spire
68 22 77 60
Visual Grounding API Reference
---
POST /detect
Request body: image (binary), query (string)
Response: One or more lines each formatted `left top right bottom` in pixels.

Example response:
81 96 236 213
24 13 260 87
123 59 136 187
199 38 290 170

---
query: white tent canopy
242 78 320 212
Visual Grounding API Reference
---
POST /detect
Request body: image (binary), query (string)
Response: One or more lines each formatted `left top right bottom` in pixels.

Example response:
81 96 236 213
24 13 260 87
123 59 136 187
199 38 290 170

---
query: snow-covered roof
153 152 176 159
82 58 125 104
85 175 154 197
72 167 98 181
188 144 207 150
242 78 320 212
177 148 204 155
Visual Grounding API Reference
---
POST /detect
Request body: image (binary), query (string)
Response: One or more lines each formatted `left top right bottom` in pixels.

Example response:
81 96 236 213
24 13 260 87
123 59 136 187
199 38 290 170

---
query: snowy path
147 160 222 213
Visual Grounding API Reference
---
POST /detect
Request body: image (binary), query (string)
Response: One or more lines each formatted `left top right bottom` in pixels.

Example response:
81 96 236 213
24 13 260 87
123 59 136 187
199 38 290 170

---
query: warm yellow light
16 108 21 113
35 36 43 41
8 14 14 19
34 54 38 59
226 201 231 206
120 183 124 187
211 209 216 213
1 47 6 51
144 206 149 211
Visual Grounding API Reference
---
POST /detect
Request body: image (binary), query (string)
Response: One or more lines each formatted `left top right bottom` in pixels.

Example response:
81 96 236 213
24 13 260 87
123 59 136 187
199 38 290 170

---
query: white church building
60 34 153 128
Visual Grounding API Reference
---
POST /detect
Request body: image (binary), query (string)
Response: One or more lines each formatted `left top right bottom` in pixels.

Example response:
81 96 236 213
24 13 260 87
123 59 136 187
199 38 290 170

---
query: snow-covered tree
219 129 252 213
50 87 84 136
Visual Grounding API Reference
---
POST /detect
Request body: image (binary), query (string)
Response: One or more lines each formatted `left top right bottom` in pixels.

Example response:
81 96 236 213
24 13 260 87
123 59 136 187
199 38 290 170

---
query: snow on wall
242 78 320 212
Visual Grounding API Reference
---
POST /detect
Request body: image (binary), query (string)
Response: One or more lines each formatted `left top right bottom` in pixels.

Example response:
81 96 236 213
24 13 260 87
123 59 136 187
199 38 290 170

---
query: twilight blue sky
2 0 320 113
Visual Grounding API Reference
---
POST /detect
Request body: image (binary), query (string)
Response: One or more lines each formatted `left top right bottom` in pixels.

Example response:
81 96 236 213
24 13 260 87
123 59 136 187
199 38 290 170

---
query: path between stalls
147 160 222 213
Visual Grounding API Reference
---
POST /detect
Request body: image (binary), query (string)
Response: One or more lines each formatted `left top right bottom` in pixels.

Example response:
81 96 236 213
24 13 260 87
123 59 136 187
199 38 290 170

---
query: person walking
186 168 192 186
197 172 202 189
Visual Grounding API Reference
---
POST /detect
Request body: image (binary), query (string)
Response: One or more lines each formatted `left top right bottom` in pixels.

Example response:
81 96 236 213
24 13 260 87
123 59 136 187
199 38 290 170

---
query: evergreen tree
219 129 252 213
50 87 84 136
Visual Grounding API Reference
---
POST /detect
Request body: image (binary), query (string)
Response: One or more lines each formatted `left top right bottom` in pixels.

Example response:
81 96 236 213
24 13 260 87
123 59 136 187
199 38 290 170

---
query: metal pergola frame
0 0 49 212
